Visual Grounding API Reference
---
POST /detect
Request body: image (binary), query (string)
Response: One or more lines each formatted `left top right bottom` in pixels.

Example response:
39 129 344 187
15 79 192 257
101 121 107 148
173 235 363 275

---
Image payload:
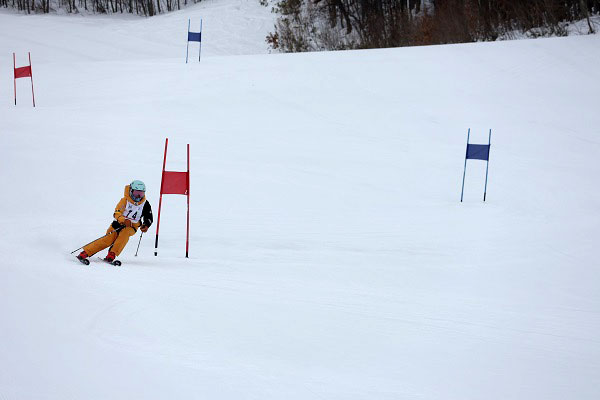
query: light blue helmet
130 180 146 202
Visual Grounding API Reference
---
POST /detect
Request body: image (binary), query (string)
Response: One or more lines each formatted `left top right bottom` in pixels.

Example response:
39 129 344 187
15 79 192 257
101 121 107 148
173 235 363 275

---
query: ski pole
70 227 123 254
135 232 143 257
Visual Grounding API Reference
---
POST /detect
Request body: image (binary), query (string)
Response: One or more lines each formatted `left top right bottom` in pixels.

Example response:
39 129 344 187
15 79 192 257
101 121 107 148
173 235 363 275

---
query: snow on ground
1 3 600 399
0 0 275 61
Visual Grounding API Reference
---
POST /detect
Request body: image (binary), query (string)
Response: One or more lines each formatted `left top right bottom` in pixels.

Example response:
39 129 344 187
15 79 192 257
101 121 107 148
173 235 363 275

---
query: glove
140 225 149 233
124 219 133 228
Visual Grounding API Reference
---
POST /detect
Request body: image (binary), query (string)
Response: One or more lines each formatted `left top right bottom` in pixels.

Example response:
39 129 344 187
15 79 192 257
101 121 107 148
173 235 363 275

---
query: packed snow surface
1 2 600 399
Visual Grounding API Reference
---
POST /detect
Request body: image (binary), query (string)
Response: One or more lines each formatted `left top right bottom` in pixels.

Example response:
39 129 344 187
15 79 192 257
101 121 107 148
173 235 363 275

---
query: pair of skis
76 256 121 267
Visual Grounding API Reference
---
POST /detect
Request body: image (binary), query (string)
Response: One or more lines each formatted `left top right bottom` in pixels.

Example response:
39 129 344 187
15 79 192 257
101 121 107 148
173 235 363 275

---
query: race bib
123 200 145 223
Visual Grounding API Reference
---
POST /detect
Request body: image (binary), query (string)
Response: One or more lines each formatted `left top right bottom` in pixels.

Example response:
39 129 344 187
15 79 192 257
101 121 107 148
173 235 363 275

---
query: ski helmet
130 180 146 202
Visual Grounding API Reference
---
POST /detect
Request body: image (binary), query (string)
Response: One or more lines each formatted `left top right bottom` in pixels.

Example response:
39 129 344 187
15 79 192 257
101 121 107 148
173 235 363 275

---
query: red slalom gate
154 138 190 258
13 52 35 107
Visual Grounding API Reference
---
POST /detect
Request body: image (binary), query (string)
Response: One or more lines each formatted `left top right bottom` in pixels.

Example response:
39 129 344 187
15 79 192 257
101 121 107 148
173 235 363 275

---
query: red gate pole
186 143 190 258
154 138 169 256
13 53 16 106
29 52 35 107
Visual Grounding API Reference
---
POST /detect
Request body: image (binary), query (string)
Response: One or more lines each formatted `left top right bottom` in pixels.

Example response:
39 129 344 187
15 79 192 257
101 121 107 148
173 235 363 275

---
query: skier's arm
141 201 153 227
113 197 128 225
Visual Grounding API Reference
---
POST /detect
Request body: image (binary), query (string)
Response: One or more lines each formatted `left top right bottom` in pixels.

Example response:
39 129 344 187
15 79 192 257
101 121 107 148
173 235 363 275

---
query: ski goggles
132 190 145 199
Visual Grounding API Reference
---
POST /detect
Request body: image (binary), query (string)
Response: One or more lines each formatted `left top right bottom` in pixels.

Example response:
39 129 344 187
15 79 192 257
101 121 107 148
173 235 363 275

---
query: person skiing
77 180 153 264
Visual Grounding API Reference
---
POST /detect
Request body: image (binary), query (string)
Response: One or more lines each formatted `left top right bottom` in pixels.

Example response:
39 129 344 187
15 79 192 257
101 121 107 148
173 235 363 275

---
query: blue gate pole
460 128 471 202
186 19 190 64
199 19 203 62
483 128 492 202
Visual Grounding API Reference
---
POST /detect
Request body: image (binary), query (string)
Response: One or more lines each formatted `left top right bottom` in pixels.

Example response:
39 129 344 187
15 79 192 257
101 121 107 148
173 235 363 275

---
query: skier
77 180 153 264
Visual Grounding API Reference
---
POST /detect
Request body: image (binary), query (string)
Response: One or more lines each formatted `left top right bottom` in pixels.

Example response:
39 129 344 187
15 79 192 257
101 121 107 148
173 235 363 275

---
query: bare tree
268 0 599 52
3 0 199 15
580 0 596 33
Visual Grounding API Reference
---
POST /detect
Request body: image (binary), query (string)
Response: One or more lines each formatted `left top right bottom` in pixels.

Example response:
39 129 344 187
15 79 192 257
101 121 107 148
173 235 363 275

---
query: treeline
266 0 600 52
0 0 200 16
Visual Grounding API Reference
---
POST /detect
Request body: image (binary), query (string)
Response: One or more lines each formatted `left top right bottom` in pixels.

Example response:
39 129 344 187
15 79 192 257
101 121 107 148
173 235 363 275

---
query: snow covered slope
0 0 275 61
1 4 600 400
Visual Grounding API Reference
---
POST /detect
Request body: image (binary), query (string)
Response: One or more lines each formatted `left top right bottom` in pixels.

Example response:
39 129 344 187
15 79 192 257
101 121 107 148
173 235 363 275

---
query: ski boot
76 251 90 265
103 251 121 266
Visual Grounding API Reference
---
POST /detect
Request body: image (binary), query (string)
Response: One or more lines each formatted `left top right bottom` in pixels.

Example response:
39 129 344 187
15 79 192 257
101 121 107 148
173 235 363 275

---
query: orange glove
140 225 149 233
124 219 133 228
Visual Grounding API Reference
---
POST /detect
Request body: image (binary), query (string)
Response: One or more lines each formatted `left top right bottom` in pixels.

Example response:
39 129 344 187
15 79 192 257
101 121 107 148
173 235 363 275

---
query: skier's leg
83 226 118 256
110 227 136 256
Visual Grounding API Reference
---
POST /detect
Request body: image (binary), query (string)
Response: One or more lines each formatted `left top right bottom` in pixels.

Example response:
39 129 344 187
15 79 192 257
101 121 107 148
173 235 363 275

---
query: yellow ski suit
84 185 151 257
